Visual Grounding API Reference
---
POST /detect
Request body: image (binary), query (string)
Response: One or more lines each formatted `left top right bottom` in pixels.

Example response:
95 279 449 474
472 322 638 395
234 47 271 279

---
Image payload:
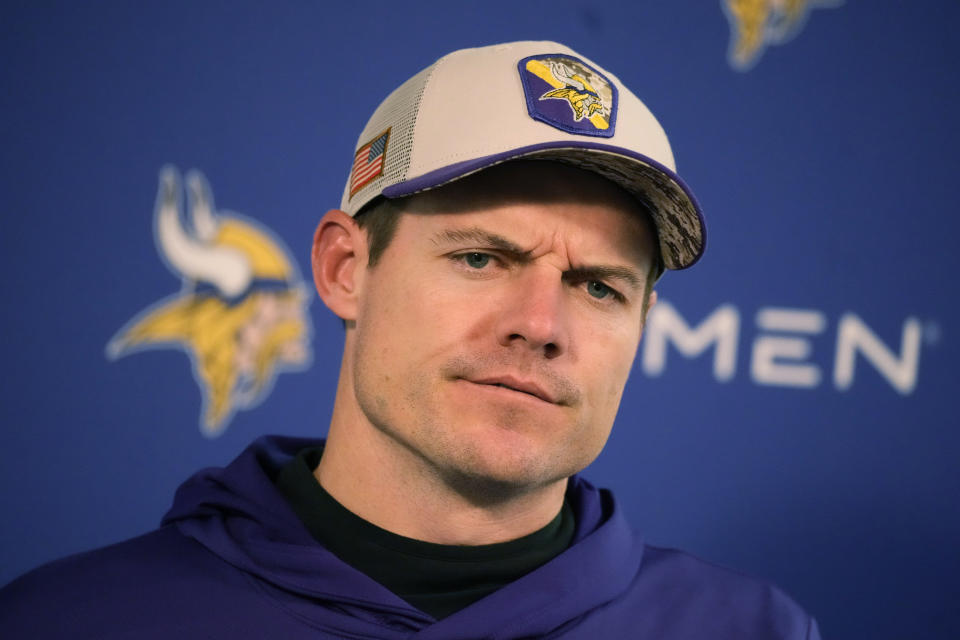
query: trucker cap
341 40 705 271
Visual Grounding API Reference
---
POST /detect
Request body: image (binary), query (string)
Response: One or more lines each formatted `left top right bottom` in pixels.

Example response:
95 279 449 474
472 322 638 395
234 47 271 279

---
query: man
0 41 820 638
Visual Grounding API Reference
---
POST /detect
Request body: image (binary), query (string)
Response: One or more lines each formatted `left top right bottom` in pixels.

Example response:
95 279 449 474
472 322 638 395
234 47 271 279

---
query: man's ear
311 210 367 321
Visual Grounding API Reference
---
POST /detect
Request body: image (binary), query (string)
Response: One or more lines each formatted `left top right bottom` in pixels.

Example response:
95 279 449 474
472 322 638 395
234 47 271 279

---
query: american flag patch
349 128 390 198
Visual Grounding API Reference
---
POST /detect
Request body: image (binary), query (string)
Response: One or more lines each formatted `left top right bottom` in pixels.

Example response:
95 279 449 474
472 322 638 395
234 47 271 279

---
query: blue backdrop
2 2 958 638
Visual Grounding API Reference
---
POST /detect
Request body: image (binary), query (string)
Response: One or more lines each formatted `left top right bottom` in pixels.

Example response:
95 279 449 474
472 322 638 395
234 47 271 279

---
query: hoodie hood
162 435 644 638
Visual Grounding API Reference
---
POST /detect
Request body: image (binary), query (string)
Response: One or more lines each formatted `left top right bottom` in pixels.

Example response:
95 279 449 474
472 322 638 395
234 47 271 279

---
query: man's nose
494 268 570 359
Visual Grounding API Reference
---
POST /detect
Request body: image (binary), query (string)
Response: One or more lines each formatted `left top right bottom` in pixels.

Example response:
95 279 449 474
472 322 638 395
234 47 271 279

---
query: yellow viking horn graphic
723 0 842 71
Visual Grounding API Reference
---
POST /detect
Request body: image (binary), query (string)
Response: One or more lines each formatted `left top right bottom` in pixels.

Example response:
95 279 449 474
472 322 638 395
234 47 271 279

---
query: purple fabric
380 140 707 269
0 436 818 639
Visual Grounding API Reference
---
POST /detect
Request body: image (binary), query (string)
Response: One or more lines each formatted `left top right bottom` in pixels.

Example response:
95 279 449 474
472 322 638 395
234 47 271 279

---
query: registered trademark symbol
923 321 941 346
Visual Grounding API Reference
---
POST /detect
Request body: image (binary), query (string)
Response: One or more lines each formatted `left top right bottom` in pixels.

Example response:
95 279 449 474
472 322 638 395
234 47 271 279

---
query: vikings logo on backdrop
518 54 617 138
107 167 312 437
723 0 843 70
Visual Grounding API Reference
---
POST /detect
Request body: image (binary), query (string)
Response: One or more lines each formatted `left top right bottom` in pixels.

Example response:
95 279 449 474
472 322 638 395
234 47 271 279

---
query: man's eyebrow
565 266 645 291
430 228 529 256
431 227 646 289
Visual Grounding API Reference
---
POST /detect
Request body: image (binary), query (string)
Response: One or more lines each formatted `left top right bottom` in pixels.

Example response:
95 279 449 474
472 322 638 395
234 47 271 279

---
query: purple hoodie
0 436 820 639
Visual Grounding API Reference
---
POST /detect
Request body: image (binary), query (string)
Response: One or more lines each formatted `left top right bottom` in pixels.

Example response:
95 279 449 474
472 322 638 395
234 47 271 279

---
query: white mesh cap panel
340 63 434 215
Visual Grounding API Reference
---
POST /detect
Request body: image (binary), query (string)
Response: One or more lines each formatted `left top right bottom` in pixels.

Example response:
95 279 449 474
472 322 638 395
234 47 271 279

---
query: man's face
348 162 657 497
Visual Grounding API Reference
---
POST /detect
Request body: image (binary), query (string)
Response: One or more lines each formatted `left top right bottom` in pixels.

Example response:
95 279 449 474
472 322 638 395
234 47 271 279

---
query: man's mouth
465 376 559 404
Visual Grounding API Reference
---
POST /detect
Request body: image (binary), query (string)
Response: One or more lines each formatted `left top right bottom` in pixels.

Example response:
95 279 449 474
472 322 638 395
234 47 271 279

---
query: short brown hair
354 197 402 267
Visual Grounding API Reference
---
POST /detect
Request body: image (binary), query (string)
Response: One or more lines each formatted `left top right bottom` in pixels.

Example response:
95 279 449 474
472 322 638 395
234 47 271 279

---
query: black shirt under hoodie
275 446 575 620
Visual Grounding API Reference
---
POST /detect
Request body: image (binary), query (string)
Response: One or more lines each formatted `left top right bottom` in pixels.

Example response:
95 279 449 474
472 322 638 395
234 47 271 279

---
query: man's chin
435 461 566 507
428 439 578 507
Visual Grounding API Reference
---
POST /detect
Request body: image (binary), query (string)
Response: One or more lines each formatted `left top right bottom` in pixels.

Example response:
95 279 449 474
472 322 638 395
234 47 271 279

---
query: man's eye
463 252 491 269
586 281 613 299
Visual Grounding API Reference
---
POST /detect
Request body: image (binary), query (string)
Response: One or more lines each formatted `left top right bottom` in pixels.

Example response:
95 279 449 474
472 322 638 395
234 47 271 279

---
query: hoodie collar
162 435 644 638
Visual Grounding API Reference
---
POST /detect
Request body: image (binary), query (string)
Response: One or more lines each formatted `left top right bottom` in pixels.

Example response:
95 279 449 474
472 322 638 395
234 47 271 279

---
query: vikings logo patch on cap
518 54 618 138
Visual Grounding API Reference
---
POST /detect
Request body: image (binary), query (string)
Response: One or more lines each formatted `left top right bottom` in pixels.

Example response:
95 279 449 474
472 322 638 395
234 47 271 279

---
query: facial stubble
354 346 608 507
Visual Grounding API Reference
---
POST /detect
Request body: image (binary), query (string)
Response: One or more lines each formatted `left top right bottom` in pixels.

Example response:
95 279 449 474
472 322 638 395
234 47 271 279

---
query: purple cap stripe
381 141 706 269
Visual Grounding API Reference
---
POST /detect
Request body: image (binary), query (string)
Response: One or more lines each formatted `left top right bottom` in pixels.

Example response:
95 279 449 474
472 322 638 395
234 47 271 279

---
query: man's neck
316 394 568 546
